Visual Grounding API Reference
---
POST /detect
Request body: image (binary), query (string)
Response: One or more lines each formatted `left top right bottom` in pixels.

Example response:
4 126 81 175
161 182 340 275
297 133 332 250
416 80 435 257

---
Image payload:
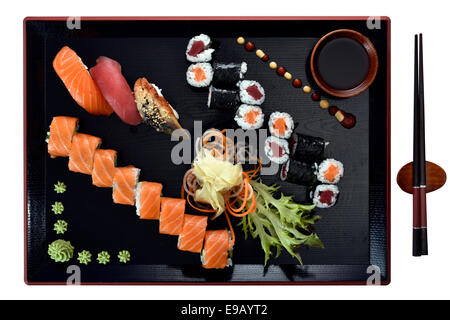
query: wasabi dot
97 251 110 265
48 239 74 263
54 181 67 194
77 250 92 265
118 250 131 263
51 201 64 215
53 220 68 234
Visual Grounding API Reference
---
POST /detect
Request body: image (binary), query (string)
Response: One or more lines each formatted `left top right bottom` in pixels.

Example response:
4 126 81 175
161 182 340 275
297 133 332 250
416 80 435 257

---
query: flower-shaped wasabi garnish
77 250 92 265
97 251 110 265
118 250 131 263
54 181 67 194
51 201 64 215
48 239 74 262
53 220 68 234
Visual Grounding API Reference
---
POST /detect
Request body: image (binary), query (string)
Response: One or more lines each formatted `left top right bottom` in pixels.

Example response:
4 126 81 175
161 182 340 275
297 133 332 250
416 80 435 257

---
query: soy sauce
317 38 369 90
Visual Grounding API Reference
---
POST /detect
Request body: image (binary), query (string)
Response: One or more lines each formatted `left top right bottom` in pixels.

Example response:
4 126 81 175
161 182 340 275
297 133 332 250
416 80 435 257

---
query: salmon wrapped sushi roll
201 230 232 269
177 214 208 253
68 133 102 175
91 149 117 187
47 116 79 158
112 166 140 205
159 197 185 236
136 182 163 220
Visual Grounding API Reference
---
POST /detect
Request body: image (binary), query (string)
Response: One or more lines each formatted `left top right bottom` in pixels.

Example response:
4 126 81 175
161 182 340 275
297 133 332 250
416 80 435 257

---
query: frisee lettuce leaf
239 179 323 265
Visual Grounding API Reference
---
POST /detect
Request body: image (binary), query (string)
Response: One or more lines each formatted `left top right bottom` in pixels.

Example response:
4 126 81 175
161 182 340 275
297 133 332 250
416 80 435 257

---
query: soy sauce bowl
310 29 378 98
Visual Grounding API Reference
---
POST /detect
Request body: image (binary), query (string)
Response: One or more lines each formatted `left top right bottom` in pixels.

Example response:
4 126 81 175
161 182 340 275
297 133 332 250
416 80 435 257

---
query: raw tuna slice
90 56 142 125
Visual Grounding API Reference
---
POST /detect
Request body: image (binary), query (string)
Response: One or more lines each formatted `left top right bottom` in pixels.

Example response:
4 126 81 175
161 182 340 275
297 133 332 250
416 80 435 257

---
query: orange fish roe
244 109 261 125
273 117 287 136
324 163 339 183
192 67 207 82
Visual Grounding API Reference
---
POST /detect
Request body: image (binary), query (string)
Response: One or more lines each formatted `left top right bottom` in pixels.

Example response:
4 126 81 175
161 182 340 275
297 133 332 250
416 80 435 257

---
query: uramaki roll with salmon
201 230 232 269
112 166 140 205
177 214 208 253
68 133 102 175
47 116 79 158
159 197 186 236
136 182 163 220
91 149 117 187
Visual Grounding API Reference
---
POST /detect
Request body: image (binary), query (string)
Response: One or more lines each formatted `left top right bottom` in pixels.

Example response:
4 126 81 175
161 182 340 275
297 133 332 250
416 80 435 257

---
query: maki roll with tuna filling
317 159 344 184
280 159 317 186
234 105 264 130
238 80 265 105
186 34 215 62
264 136 289 164
312 184 339 208
207 86 240 110
186 63 213 88
212 62 247 88
288 133 328 163
268 112 294 139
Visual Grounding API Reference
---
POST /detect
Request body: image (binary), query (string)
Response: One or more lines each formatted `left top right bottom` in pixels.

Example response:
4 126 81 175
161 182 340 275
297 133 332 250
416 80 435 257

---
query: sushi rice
312 184 339 208
268 112 294 139
186 34 215 62
238 80 265 105
234 104 264 130
186 63 213 88
316 159 344 184
264 136 290 164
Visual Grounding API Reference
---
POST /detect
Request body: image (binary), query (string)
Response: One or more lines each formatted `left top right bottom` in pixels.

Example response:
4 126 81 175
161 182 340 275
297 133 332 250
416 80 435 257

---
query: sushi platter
25 17 390 284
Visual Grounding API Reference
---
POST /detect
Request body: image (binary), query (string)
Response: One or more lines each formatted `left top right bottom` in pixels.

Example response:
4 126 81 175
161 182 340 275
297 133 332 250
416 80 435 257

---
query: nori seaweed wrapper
212 62 245 88
288 133 327 163
207 86 240 110
280 159 317 186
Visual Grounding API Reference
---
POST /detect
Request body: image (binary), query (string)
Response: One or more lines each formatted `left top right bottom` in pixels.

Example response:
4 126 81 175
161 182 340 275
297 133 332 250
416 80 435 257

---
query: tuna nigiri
201 230 230 269
136 182 162 220
159 197 185 236
68 133 102 175
177 214 208 253
90 56 142 125
53 46 114 116
91 149 117 187
47 116 79 158
112 166 140 205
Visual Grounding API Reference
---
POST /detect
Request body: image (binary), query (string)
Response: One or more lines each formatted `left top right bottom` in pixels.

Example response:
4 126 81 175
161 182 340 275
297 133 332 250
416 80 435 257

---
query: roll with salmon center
316 159 344 184
159 197 186 236
112 166 140 205
177 214 208 253
234 105 264 130
312 184 339 208
186 63 213 88
186 34 215 63
238 80 265 105
91 149 117 187
201 230 232 269
136 182 163 220
47 116 79 158
68 133 102 175
264 136 290 164
268 112 294 139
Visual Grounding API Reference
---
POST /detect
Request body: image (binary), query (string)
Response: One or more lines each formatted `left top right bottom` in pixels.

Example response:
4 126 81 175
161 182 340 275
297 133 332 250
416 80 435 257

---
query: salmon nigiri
91 149 117 187
112 166 140 205
68 133 102 175
47 116 79 158
177 214 208 253
53 46 114 116
136 182 163 220
159 197 185 236
201 230 231 269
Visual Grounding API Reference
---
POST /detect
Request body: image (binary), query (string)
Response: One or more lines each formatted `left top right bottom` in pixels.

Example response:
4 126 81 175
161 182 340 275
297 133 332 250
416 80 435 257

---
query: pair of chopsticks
412 34 428 256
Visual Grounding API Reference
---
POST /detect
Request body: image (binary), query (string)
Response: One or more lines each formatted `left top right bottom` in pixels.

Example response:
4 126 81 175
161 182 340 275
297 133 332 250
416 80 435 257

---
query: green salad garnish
239 179 323 265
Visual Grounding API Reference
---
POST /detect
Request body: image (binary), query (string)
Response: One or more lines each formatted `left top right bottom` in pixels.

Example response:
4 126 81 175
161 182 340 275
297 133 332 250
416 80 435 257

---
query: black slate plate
25 17 390 284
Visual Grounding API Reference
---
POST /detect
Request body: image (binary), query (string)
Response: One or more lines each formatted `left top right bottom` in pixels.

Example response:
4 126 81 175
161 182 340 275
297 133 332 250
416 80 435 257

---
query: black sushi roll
212 62 247 88
280 159 317 186
207 86 240 110
288 133 328 163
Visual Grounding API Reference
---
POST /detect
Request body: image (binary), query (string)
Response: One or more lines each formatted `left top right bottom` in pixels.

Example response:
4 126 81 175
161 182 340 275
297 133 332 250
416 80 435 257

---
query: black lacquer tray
24 17 390 284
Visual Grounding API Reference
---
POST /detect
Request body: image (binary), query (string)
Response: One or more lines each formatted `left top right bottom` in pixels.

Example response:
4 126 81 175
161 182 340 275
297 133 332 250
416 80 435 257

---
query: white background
2 0 450 300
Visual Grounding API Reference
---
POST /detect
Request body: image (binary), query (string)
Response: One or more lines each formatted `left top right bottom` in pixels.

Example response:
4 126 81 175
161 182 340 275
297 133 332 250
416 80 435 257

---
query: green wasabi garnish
77 250 92 265
45 131 50 143
118 250 131 263
97 251 110 265
51 201 64 215
54 181 67 194
53 220 68 234
48 239 74 263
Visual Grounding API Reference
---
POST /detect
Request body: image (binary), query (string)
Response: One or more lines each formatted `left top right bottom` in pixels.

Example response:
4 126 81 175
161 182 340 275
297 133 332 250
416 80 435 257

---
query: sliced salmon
47 116 79 158
136 182 163 220
91 149 117 187
177 214 208 253
53 46 114 116
112 166 140 205
159 197 185 235
68 133 102 175
202 230 230 269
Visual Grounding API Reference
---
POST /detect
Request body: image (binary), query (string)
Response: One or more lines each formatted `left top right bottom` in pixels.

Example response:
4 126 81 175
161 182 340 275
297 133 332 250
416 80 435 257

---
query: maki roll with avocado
212 62 247 88
288 133 328 163
280 159 317 186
